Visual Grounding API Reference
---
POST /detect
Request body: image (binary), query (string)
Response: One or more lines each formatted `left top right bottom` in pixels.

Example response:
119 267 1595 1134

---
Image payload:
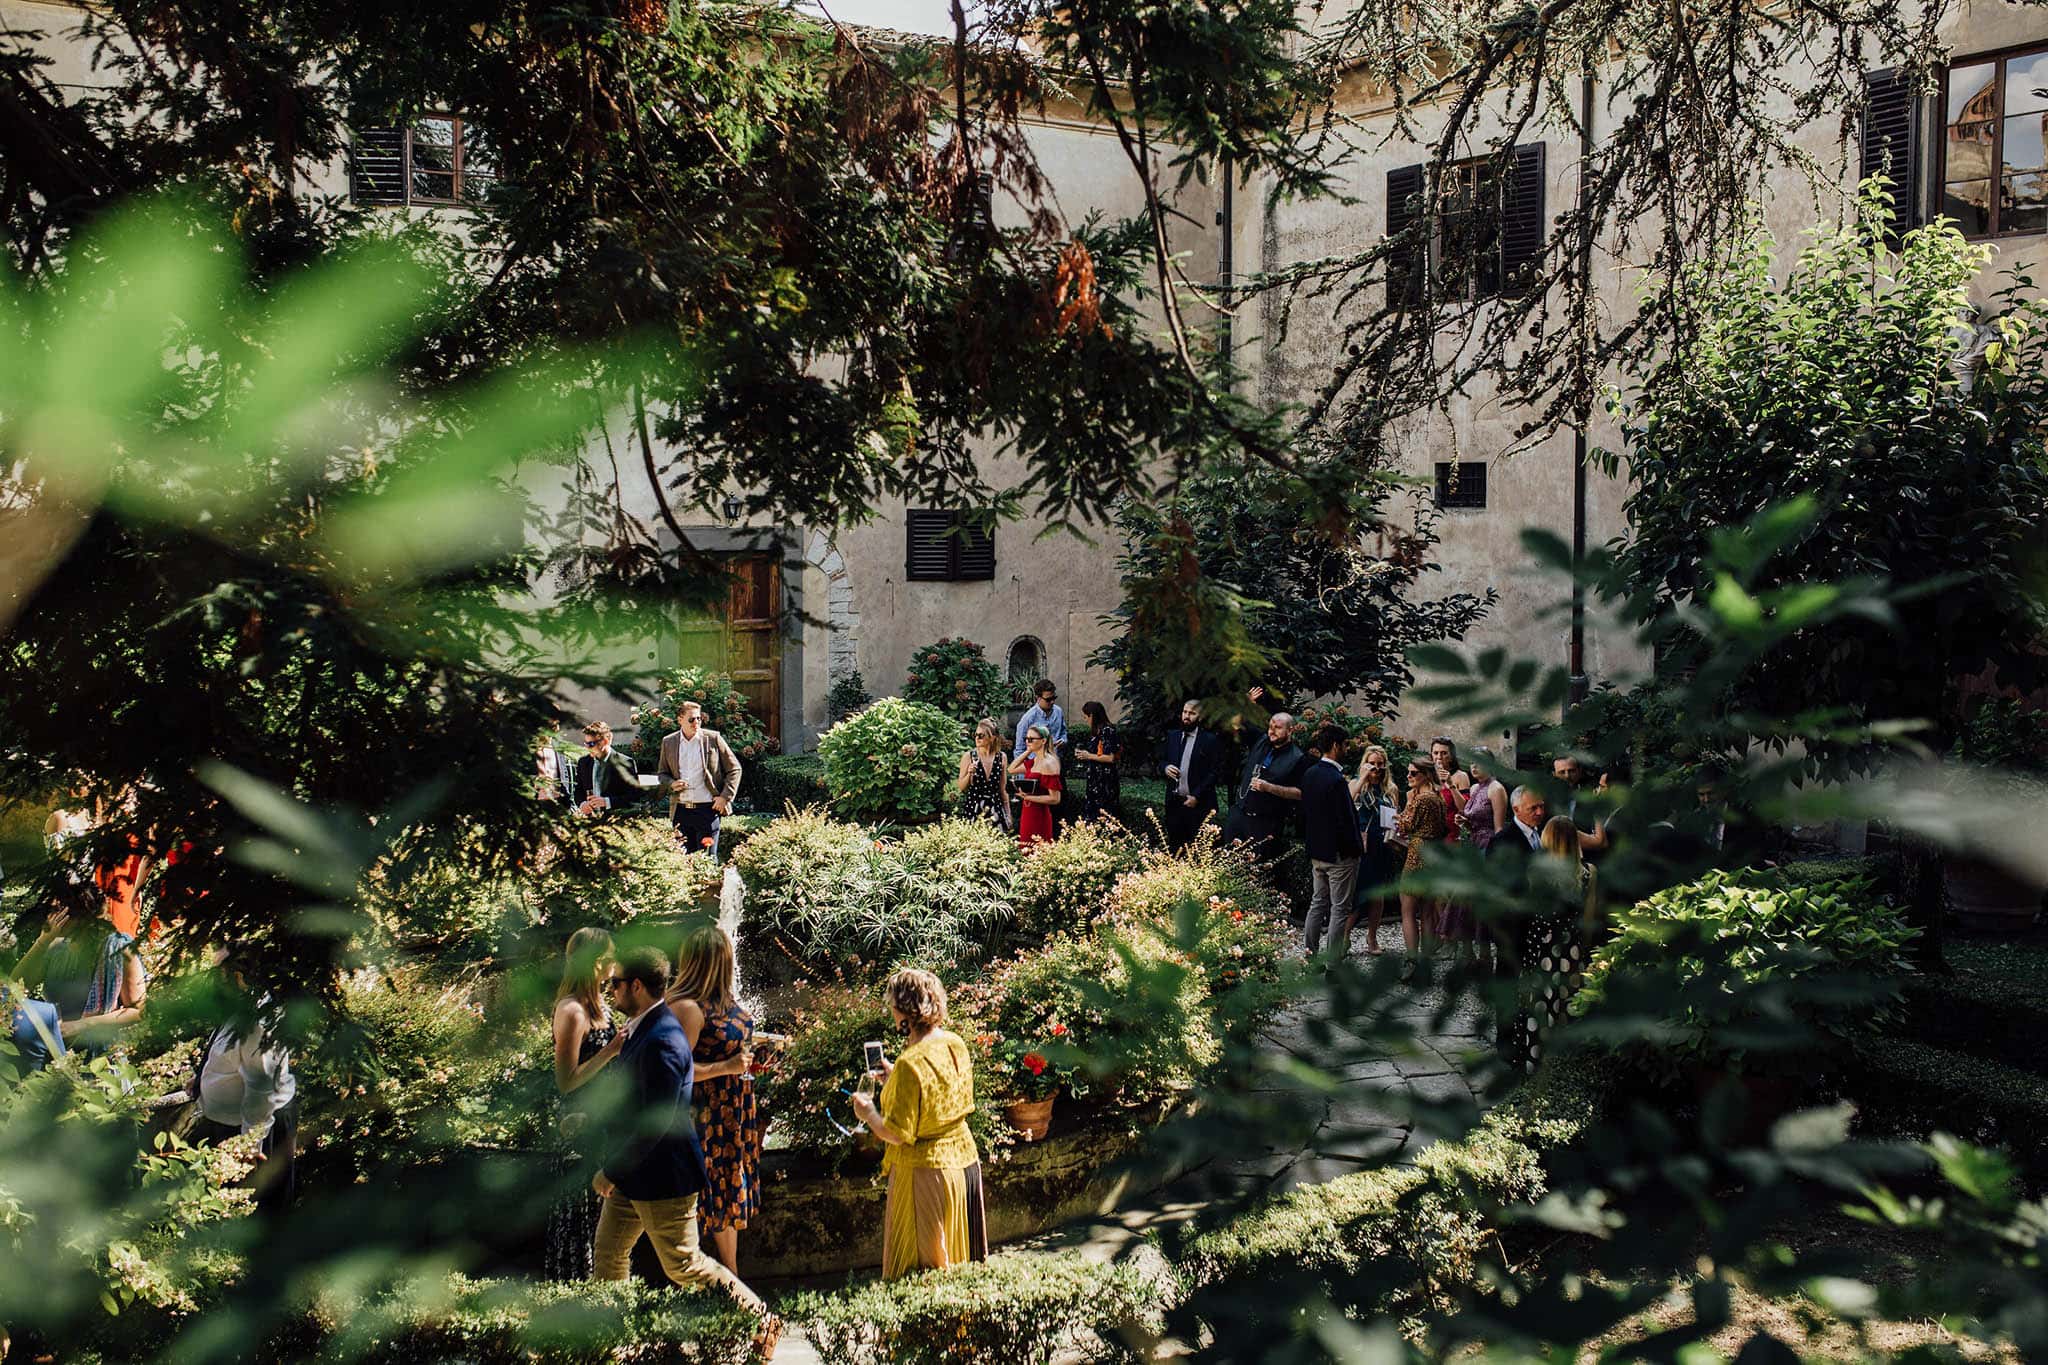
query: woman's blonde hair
1358 745 1399 805
670 923 736 1012
557 926 614 1012
884 967 949 1032
974 719 1002 752
1540 816 1582 862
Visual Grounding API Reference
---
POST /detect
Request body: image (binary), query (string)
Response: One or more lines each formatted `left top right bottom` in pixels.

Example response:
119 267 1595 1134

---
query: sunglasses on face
604 976 628 992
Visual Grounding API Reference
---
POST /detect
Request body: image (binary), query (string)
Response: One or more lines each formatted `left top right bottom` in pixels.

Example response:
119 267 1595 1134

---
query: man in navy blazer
591 947 777 1351
1300 726 1365 956
1161 698 1222 851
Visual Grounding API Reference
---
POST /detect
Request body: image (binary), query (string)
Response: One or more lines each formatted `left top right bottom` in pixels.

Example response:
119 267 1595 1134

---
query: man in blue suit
1300 726 1364 957
591 947 778 1354
1161 698 1223 850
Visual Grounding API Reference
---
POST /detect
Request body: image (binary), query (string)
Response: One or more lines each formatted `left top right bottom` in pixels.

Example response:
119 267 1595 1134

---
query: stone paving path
769 923 1490 1362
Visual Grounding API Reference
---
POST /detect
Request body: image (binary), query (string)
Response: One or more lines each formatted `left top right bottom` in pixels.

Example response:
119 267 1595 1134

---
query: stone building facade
9 0 2044 751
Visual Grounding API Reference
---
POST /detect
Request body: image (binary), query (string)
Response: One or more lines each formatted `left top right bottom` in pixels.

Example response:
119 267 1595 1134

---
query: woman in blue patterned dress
668 924 761 1275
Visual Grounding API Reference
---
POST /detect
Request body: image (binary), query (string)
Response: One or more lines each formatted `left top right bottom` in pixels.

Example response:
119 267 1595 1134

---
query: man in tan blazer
659 702 743 858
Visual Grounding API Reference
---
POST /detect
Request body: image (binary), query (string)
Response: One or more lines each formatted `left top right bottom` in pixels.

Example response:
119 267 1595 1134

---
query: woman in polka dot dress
1512 817 1598 1073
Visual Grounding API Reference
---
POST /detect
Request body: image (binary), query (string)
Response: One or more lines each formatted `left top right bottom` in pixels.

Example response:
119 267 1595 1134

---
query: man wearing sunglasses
590 947 780 1356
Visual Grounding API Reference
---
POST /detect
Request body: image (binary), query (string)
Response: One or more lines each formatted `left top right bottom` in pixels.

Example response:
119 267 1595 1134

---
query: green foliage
734 811 1015 983
903 637 1015 723
964 928 1219 1106
826 671 873 721
788 1252 1157 1365
1168 1059 1607 1324
1951 695 2048 773
0 1051 253 1346
364 820 717 971
169 1275 761 1365
1008 817 1146 941
1100 831 1288 1007
754 986 893 1163
293 972 556 1182
743 753 830 815
627 667 777 769
817 697 965 824
1573 868 1918 1080
1611 190 2048 753
1092 463 1492 737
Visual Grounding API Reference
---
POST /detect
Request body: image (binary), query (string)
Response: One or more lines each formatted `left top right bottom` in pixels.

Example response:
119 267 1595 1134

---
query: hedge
82 1274 762 1365
788 1252 1156 1365
1169 1058 1609 1316
742 753 829 815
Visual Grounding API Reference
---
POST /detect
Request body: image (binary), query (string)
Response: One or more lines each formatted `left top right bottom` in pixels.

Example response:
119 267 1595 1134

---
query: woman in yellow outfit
849 967 988 1278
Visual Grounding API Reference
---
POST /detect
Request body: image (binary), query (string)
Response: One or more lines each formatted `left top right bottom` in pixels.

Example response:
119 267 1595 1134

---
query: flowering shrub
1104 831 1287 1001
963 929 1218 1107
817 696 963 823
734 811 1014 982
901 636 1014 723
627 666 776 768
1008 818 1146 941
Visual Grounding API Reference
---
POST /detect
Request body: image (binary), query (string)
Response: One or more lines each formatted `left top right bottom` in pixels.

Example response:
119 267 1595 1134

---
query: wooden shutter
905 510 996 581
349 126 408 206
1497 142 1547 299
953 519 996 580
1861 69 1924 239
1385 164 1427 308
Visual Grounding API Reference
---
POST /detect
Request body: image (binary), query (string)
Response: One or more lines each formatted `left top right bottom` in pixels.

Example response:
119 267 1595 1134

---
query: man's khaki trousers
591 1188 764 1313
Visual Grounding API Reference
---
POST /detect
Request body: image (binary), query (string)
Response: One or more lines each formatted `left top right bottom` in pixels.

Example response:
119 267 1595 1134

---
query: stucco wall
1233 0 2048 744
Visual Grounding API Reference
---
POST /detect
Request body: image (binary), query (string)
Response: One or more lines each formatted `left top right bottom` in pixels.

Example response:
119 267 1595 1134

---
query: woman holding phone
668 924 764 1275
849 968 987 1278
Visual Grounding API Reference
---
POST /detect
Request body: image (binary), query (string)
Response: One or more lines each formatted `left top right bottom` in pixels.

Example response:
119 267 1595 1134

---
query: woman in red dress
1008 724 1064 847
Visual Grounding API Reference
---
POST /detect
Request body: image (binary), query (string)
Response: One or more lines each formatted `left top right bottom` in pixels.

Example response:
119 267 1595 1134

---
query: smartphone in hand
862 1040 887 1075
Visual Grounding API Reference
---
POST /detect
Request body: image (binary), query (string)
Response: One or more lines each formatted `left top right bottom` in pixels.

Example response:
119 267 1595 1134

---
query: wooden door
725 555 782 746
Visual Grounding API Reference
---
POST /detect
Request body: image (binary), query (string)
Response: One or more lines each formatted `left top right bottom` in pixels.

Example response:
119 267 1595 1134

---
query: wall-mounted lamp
722 494 743 522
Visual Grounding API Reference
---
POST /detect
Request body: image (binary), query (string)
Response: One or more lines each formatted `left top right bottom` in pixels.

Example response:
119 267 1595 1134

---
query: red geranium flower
1049 1022 1067 1037
700 836 716 848
1022 1052 1048 1076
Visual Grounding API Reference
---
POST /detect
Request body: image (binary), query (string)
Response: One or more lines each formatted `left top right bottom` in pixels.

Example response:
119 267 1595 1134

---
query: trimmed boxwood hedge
741 752 829 815
82 1275 762 1365
787 1253 1155 1365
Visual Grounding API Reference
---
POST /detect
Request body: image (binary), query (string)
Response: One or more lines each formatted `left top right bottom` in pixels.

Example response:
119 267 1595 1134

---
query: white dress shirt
672 731 715 803
198 1020 297 1139
1176 732 1198 797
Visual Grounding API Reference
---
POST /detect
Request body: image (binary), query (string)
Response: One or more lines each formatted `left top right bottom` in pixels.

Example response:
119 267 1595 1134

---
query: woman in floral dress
668 924 761 1275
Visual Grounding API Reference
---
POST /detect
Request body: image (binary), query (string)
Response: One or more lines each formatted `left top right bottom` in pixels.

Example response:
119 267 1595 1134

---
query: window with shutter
904 510 997 582
1933 46 2048 239
1385 145 1545 306
1498 143 1547 298
1861 68 1927 239
1385 164 1426 307
349 126 407 206
350 116 496 208
1434 462 1487 510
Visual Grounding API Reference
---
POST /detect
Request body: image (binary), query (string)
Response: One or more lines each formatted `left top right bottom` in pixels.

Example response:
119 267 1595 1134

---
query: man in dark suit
590 948 778 1351
1300 726 1364 957
1484 785 1550 1056
1161 698 1222 851
573 721 641 818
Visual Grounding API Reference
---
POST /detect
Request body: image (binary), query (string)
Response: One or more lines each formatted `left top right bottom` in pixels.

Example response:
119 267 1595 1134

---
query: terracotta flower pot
1005 1095 1056 1142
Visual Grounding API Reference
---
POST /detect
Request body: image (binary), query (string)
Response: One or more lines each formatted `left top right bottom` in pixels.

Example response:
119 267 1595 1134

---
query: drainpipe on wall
1567 67 1594 721
1217 154 1234 372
